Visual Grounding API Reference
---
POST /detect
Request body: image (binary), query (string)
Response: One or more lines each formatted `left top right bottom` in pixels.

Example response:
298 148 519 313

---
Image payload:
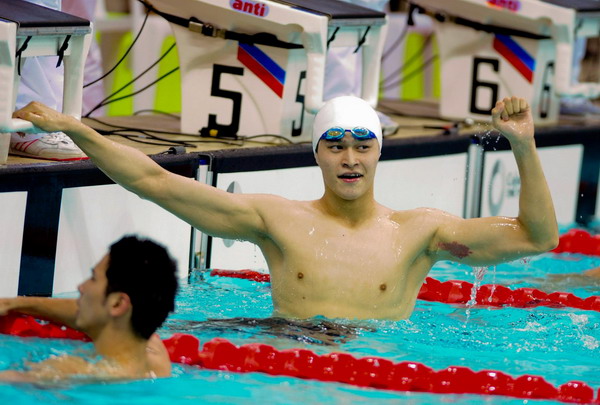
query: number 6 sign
437 22 558 125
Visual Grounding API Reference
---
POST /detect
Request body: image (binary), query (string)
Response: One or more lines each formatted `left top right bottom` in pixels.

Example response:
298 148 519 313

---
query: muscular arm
13 102 267 241
0 297 78 329
430 97 559 265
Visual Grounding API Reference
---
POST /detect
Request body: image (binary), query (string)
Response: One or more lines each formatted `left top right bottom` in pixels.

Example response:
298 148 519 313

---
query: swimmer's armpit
437 241 472 259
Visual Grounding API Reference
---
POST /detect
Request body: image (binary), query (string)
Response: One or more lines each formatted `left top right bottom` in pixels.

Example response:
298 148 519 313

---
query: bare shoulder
27 354 94 379
251 194 317 216
390 207 460 226
147 334 172 377
0 356 92 382
248 193 292 205
390 208 464 254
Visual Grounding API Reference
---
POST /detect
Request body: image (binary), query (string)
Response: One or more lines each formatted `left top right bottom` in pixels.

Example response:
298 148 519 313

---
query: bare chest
259 204 436 318
268 215 430 289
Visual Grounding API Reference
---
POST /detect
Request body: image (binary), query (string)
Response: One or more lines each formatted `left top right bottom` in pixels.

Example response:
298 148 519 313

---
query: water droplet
465 266 490 322
487 265 497 303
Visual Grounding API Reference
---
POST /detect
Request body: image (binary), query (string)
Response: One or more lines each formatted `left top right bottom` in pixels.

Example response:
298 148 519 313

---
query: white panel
54 184 192 294
0 191 27 296
215 166 325 199
480 150 518 218
210 166 324 270
480 145 582 225
375 155 467 216
209 154 467 270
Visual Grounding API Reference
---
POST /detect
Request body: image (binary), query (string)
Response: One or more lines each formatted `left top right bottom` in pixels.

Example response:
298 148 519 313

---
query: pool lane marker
166 335 599 404
552 228 600 256
0 314 596 404
209 269 600 313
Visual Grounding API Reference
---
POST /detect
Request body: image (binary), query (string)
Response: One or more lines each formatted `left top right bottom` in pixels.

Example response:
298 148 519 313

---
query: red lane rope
163 335 599 404
209 270 600 313
211 269 271 282
0 313 90 341
0 314 597 404
552 229 600 256
418 277 600 312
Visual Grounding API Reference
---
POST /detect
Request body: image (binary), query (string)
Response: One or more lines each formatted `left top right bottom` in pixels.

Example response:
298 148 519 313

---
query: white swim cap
312 96 383 154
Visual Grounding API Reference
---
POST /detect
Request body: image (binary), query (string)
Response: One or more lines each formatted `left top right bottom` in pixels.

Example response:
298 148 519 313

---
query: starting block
0 0 91 162
409 0 600 125
144 0 387 143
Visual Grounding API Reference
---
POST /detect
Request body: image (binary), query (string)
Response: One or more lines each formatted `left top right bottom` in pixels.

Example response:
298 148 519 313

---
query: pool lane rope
0 313 597 404
553 229 600 256
210 269 600 313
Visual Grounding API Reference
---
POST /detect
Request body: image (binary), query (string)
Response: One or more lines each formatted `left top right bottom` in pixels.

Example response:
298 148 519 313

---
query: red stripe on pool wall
237 46 284 98
493 37 533 83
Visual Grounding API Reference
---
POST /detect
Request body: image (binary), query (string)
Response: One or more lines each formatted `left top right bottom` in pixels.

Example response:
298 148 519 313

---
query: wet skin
0 256 171 381
11 97 559 321
253 135 470 320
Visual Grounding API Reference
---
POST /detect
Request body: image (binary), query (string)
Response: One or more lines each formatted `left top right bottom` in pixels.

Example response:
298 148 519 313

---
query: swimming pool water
0 251 599 404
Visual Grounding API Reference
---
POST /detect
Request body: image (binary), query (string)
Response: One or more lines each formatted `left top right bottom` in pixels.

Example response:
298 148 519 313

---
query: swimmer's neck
316 191 379 225
92 326 149 366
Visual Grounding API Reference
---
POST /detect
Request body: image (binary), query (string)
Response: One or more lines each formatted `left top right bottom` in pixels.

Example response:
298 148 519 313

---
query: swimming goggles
320 126 377 141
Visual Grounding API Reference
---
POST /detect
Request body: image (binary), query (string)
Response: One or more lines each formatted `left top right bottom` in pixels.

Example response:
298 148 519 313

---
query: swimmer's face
315 132 379 200
75 254 111 336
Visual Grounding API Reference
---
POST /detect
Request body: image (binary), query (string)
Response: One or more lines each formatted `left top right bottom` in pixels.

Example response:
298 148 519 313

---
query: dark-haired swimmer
12 96 558 321
0 235 178 382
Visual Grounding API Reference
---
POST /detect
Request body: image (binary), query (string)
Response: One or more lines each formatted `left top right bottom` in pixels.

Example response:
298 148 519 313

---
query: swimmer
12 96 558 321
0 235 178 382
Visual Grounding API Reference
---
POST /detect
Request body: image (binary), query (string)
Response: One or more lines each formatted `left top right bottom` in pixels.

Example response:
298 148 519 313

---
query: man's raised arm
430 97 559 266
13 102 267 242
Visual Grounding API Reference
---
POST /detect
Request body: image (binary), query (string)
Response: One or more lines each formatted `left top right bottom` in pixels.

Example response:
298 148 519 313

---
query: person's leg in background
324 0 399 135
10 0 103 161
62 0 105 117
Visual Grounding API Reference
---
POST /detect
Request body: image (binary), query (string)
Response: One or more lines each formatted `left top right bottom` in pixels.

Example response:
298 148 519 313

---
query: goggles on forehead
320 126 377 141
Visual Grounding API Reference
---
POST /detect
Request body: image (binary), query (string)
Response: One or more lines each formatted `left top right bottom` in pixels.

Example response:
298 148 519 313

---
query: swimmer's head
105 235 178 339
312 96 383 155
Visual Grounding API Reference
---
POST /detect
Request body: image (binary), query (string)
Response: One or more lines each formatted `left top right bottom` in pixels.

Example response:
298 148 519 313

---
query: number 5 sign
178 38 312 142
146 2 316 143
194 45 310 141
